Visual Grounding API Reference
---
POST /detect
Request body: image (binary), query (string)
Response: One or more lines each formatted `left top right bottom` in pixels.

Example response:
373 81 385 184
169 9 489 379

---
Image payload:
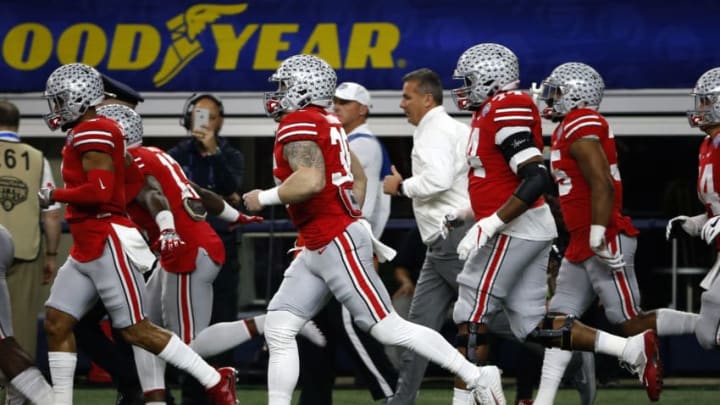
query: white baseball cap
334 82 372 108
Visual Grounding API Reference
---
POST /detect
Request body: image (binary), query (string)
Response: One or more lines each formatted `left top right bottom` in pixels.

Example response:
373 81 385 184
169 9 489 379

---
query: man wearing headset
168 94 246 405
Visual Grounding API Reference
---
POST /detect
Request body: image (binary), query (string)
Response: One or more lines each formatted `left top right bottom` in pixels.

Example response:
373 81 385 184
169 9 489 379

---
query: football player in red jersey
97 104 325 403
446 45 665 404
668 67 720 351
242 54 507 405
533 62 700 404
37 63 237 405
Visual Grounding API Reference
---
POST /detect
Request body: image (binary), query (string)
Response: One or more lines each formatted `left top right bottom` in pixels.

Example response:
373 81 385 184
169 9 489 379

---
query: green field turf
66 384 720 404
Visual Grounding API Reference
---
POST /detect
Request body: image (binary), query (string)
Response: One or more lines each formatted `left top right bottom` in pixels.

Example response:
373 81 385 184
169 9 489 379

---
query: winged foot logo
153 3 249 86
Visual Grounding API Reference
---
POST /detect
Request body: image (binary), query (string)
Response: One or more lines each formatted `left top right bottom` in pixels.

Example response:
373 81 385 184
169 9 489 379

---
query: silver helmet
264 54 336 118
688 67 720 128
539 62 604 119
43 63 104 131
452 43 519 110
97 104 143 148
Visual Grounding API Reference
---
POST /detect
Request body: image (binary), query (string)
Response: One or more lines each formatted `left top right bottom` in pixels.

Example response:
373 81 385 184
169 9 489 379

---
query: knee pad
526 314 574 350
454 323 489 363
264 310 307 350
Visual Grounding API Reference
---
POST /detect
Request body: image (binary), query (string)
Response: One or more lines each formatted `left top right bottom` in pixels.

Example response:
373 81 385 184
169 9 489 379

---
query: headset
180 93 225 130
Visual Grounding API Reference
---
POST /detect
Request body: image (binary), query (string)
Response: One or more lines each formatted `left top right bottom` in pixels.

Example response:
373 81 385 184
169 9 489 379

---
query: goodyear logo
0 176 28 211
1 3 402 88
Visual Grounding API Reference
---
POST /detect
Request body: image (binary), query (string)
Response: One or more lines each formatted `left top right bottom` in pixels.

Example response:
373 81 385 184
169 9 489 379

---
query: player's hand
158 229 185 254
589 225 625 269
439 207 473 239
38 184 54 209
242 189 263 212
701 216 720 244
456 213 505 260
666 215 702 240
229 212 264 231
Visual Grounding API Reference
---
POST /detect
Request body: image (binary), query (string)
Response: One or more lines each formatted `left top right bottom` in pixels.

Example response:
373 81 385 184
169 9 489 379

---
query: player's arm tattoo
283 140 325 172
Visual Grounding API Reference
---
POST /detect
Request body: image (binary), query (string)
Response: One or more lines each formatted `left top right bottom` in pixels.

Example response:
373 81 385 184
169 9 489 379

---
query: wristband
155 210 175 231
589 224 606 247
217 201 240 221
258 187 282 206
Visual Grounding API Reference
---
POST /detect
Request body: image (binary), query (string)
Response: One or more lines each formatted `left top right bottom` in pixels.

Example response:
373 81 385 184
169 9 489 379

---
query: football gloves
158 229 185 254
38 184 54 209
666 214 706 240
589 224 625 269
701 215 720 244
439 207 474 240
456 213 505 261
228 212 264 231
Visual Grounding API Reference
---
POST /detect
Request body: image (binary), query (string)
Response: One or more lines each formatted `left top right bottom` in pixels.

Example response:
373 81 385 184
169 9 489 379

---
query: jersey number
328 122 361 217
149 147 200 200
699 163 720 215
466 127 486 178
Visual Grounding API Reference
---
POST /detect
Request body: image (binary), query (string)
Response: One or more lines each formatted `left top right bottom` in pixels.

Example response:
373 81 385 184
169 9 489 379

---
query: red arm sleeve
53 169 115 205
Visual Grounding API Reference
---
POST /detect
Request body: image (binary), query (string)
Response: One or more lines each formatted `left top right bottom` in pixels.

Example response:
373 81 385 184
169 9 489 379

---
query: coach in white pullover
382 68 471 405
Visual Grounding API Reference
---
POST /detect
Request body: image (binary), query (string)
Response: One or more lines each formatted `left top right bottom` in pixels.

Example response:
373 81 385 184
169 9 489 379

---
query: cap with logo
334 82 372 108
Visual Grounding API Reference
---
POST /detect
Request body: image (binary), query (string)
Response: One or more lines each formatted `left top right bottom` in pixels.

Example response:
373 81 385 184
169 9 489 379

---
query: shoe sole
642 330 663 402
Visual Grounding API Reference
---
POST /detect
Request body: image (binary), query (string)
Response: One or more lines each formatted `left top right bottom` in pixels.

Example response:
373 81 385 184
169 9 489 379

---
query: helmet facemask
43 90 81 131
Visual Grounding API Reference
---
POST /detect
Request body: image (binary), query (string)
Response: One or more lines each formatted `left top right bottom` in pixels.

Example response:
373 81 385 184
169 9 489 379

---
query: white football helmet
452 43 519 110
264 54 336 118
539 62 604 120
97 104 143 148
688 67 720 128
43 63 104 131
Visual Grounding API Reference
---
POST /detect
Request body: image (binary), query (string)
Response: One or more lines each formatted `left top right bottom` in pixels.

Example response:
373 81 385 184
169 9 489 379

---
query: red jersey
696 134 720 250
550 107 638 262
62 117 136 262
467 90 545 219
273 106 359 249
126 146 225 272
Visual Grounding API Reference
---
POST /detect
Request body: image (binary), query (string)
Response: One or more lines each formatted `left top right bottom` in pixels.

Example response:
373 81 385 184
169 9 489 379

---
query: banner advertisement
1 0 718 92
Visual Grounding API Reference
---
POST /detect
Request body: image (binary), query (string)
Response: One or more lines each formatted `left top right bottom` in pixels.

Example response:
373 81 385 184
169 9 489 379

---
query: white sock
9 367 54 405
265 311 306 405
146 402 166 405
48 351 77 405
594 331 626 358
253 315 266 334
190 320 255 358
451 387 471 405
534 348 572 405
369 312 480 385
158 334 220 388
133 346 167 393
656 308 699 335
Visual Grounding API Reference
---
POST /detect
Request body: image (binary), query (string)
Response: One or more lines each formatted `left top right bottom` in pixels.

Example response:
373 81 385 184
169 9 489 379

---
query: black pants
298 298 398 405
